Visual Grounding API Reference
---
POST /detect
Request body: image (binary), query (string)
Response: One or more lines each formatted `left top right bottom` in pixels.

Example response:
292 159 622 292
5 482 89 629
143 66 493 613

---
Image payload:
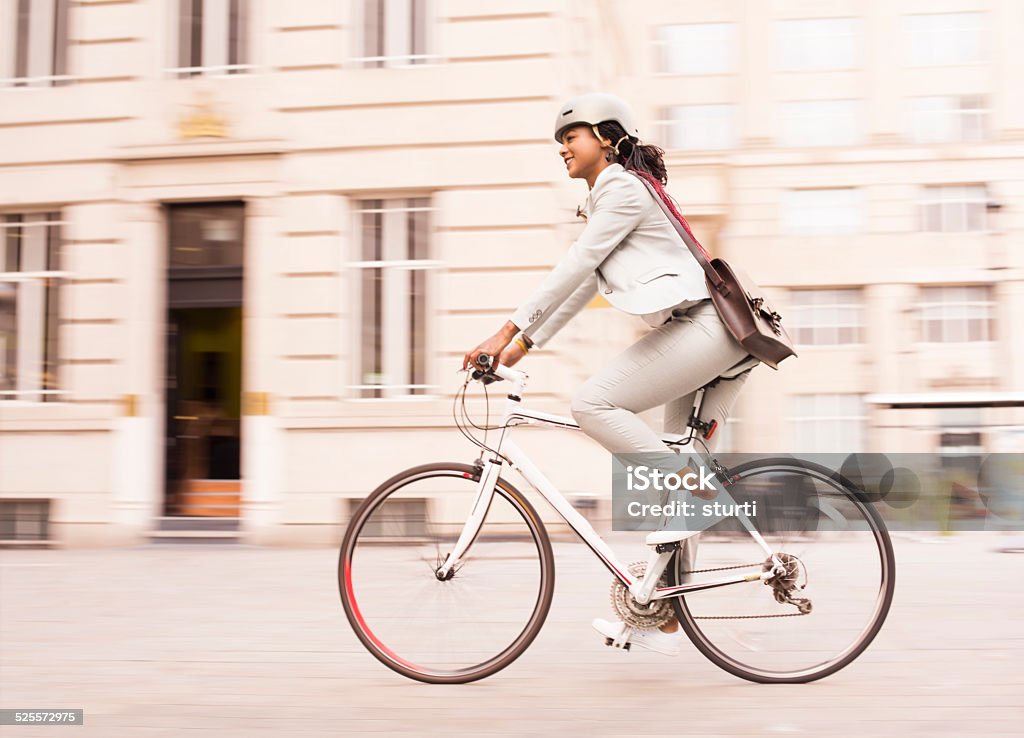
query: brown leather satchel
628 170 797 370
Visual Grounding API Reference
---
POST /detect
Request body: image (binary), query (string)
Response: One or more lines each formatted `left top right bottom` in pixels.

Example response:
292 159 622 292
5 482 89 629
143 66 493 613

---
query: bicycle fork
435 455 502 580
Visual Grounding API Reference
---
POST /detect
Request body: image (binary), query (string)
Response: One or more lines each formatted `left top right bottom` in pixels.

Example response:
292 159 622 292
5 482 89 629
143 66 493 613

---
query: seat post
686 386 719 441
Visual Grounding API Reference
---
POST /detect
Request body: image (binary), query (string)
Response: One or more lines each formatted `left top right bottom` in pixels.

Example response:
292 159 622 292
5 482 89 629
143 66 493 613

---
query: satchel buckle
751 296 785 336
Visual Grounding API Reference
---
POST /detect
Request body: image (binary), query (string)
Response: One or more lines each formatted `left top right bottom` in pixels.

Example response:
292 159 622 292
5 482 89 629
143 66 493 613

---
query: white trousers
570 299 753 468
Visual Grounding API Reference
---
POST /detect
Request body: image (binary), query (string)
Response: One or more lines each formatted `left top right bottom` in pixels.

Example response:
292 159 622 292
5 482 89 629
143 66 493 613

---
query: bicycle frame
437 363 782 605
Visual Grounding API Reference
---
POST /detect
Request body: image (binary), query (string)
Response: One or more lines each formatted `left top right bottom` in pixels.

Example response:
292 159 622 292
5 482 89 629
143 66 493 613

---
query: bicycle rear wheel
669 457 895 683
338 462 555 684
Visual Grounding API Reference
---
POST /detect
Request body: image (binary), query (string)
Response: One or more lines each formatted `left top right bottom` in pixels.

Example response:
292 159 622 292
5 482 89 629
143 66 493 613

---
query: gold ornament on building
178 93 228 139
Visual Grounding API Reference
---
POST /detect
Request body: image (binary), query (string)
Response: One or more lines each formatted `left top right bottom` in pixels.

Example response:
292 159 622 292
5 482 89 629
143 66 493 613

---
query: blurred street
1 533 1022 737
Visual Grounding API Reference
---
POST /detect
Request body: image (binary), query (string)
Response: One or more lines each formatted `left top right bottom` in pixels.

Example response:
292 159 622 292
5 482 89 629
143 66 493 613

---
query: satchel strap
626 169 729 296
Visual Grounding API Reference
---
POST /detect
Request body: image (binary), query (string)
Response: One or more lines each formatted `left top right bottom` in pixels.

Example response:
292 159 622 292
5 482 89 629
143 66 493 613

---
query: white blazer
510 163 711 347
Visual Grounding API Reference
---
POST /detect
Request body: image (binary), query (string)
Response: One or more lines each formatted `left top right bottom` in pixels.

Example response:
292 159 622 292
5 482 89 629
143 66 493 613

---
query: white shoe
592 618 684 656
645 529 700 547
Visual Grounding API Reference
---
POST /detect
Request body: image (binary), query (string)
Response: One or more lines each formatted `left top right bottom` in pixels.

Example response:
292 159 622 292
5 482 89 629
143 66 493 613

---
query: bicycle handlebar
469 352 526 386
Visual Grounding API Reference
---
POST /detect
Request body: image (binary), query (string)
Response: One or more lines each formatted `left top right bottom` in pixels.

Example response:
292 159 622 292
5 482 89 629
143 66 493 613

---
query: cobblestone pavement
1 532 1022 737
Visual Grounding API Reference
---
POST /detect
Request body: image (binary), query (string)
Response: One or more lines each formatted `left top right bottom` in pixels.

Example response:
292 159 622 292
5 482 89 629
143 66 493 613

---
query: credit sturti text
626 500 758 518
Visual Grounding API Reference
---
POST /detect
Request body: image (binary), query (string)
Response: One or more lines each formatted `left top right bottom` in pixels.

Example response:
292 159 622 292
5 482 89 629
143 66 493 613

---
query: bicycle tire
338 462 556 684
669 456 896 684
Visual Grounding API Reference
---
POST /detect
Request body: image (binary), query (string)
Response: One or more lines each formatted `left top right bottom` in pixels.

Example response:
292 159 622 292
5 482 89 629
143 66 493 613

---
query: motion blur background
1 0 1023 547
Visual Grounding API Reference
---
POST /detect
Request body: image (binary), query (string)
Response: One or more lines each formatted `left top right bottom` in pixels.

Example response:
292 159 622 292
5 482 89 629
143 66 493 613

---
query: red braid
630 169 712 260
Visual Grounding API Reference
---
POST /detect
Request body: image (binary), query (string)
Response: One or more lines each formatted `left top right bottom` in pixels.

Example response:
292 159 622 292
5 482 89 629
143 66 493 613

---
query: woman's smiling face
559 124 611 188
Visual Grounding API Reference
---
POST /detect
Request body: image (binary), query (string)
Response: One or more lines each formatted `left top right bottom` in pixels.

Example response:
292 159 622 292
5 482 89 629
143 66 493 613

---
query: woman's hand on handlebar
462 321 520 372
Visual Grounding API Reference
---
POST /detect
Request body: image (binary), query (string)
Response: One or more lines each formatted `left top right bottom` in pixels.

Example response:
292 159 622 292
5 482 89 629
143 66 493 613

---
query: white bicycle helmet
553 92 640 144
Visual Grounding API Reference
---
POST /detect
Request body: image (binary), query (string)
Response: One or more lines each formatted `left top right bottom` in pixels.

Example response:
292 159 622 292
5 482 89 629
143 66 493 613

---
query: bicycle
338 354 895 684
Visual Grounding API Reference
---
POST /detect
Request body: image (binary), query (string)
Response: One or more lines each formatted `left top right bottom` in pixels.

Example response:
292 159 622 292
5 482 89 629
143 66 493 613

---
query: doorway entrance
163 202 244 518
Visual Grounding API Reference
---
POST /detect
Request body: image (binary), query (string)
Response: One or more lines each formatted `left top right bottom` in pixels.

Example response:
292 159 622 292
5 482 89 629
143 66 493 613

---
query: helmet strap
594 127 635 162
591 125 615 161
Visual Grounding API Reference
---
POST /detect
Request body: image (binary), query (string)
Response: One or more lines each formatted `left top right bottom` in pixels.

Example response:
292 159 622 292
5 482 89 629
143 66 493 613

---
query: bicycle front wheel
338 462 555 684
670 457 895 683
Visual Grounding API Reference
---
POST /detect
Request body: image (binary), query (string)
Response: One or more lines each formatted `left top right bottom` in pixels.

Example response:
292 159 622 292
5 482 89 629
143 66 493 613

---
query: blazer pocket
635 267 680 284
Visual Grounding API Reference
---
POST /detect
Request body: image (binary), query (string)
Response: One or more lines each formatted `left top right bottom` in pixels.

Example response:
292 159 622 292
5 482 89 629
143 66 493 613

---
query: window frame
0 211 68 403
909 95 989 144
781 188 864 236
776 17 859 72
905 12 986 67
788 394 868 453
0 0 72 88
347 196 441 400
350 0 439 69
166 0 254 78
918 184 988 233
788 288 866 347
779 99 861 148
653 22 735 76
656 104 736 151
917 285 995 345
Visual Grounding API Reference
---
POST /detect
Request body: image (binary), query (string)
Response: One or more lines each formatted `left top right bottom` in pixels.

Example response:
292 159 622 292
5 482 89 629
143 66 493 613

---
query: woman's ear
590 125 612 149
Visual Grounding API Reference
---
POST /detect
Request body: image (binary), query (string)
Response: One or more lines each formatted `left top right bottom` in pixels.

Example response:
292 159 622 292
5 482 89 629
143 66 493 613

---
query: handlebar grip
475 353 492 368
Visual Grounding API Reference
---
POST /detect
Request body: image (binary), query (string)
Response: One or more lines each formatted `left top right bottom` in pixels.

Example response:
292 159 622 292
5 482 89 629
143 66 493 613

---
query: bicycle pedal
604 637 632 651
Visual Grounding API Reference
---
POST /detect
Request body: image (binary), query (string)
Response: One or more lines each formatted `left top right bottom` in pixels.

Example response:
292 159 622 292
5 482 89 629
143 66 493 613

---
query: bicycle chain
679 562 810 620
680 562 761 575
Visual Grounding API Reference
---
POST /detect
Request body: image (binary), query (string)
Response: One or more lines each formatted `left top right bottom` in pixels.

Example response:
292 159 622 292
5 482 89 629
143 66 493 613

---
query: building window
919 185 987 232
781 189 863 235
0 499 51 541
910 96 988 144
167 203 245 268
347 497 427 536
780 100 860 147
938 408 984 473
918 286 994 344
173 0 250 77
355 0 432 68
777 18 858 71
657 105 736 151
352 197 436 398
0 212 63 402
0 0 70 88
905 12 985 67
655 23 734 75
790 394 866 453
789 289 865 346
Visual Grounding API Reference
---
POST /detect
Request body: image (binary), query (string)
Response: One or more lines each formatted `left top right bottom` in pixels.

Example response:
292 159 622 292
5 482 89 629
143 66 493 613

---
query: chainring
609 560 674 630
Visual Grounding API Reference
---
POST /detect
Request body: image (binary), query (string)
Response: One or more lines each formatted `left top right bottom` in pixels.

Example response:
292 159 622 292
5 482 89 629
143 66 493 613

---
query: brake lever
471 370 504 385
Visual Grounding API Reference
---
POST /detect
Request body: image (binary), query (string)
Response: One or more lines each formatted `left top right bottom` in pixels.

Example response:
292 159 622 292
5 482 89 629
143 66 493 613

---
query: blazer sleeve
509 178 648 341
526 272 597 349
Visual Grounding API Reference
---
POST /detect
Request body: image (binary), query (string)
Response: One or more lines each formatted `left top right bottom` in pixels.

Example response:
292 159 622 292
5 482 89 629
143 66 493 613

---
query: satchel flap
712 259 771 305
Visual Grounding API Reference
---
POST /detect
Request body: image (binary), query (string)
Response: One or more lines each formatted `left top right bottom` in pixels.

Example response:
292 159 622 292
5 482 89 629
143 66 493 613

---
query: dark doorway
164 202 244 517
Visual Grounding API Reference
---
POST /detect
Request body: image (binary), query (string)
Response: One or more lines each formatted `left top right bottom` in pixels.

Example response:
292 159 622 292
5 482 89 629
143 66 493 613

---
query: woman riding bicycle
463 92 759 656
